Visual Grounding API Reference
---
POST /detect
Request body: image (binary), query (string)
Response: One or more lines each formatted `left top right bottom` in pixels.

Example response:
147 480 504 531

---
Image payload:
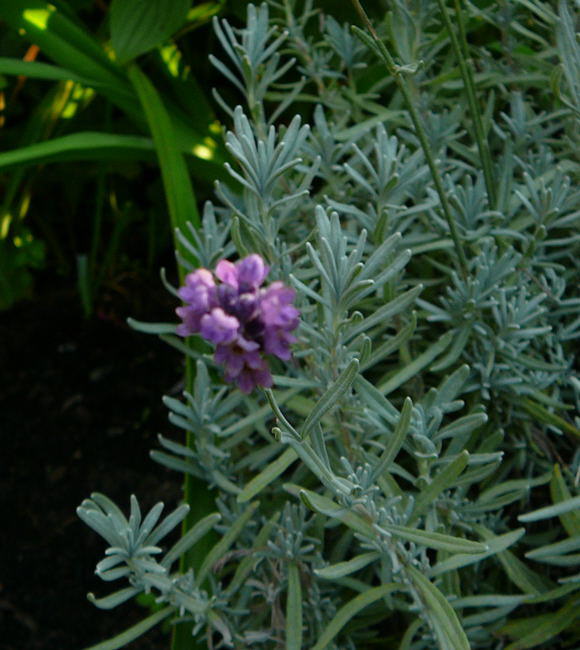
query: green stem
350 0 468 278
436 0 497 208
127 62 213 650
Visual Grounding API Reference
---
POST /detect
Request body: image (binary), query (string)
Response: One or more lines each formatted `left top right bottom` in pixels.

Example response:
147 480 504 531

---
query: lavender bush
79 1 579 649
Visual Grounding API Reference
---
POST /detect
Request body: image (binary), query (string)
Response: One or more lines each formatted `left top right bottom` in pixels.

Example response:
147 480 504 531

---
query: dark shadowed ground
0 275 184 649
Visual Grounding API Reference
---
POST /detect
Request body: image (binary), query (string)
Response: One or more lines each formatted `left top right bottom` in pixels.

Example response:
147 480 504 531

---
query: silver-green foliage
80 2 580 649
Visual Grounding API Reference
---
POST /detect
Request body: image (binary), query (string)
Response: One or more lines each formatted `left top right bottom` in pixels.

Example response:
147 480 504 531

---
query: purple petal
178 268 217 313
236 336 260 352
236 254 269 289
200 308 240 344
260 283 300 329
215 260 238 288
175 306 204 336
215 337 260 378
263 328 297 360
216 345 245 377
236 365 273 393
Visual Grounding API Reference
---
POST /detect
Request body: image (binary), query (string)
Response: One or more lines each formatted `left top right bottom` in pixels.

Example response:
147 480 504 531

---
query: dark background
0 275 184 648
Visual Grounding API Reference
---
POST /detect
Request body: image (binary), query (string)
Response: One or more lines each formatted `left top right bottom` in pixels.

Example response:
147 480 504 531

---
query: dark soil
0 276 184 649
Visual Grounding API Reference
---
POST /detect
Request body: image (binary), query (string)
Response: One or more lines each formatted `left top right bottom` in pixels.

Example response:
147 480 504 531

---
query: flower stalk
350 0 469 278
436 0 497 209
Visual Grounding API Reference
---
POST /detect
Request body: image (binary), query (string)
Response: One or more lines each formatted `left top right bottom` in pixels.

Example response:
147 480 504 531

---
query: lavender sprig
176 254 299 393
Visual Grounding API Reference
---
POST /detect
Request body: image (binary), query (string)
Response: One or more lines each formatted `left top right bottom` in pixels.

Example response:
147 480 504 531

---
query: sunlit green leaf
111 0 191 64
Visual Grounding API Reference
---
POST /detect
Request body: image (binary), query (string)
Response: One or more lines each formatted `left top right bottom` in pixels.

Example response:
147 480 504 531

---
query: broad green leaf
311 583 400 650
127 63 199 279
237 448 298 503
0 133 154 170
110 0 191 64
407 566 471 650
83 606 173 649
379 332 453 395
0 3 222 166
550 464 580 536
0 2 132 104
0 57 85 82
315 552 380 580
197 501 259 584
378 522 488 554
286 563 303 650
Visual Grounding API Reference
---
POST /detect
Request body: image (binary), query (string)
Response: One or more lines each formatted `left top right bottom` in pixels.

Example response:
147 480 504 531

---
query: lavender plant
80 2 579 649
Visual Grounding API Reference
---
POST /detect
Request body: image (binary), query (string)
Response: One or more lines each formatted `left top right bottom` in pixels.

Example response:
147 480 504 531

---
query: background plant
15 0 576 648
0 0 234 313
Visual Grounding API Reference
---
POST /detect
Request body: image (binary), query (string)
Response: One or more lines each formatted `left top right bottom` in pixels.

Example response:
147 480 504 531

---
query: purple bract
176 254 299 393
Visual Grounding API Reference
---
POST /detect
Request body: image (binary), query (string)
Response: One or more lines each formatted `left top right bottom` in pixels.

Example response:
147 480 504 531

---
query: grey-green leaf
301 359 359 439
83 606 174 649
286 563 303 650
407 566 470 650
311 583 400 650
315 552 380 580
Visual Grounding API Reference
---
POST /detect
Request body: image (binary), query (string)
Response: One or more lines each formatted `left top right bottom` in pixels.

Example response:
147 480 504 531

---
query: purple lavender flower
260 282 299 360
175 269 217 337
236 254 270 289
216 254 269 290
176 254 299 393
215 337 273 392
200 308 239 344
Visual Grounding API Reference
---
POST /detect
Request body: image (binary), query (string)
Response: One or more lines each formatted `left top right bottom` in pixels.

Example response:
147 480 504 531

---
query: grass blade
127 63 200 271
